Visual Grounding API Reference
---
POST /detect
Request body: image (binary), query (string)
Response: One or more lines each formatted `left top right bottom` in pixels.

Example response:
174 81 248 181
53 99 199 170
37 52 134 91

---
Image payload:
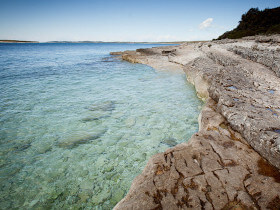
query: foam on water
0 43 203 209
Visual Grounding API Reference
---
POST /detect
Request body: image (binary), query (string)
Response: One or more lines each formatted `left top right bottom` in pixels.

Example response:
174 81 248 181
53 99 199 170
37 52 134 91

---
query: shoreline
0 40 207 44
111 35 280 209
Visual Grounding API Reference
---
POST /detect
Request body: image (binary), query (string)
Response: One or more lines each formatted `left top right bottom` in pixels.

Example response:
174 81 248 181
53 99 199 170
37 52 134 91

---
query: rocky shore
111 36 280 209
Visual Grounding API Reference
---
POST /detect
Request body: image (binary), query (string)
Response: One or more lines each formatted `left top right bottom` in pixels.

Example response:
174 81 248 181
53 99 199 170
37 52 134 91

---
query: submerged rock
81 114 110 122
14 143 31 151
82 101 115 122
161 137 178 147
87 101 115 112
124 117 136 127
101 57 117 62
57 129 107 149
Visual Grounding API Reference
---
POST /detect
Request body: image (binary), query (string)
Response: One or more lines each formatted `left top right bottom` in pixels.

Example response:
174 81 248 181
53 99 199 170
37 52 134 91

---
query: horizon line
0 39 210 43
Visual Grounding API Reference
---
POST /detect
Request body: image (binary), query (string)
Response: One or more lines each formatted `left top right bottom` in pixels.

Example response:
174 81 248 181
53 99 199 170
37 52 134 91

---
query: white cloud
199 18 213 29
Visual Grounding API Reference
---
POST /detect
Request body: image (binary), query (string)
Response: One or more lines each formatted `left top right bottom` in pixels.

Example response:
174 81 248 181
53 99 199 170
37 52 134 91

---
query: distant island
0 40 39 43
218 6 280 39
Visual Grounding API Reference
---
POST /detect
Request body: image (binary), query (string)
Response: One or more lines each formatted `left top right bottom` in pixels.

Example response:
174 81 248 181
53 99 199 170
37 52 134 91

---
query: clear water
0 43 203 209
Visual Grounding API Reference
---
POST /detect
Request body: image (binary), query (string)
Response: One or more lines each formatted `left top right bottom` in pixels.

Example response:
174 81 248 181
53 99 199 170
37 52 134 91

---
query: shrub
217 7 280 39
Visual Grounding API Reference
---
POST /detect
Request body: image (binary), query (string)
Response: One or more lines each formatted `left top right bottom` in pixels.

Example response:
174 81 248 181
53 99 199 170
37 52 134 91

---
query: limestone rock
110 35 280 209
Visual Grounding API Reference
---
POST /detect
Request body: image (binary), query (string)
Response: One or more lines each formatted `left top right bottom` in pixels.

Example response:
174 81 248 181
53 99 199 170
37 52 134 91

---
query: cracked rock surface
111 35 280 209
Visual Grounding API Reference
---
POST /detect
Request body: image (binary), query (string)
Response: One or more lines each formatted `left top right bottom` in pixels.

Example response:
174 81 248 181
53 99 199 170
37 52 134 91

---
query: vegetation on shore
218 6 280 39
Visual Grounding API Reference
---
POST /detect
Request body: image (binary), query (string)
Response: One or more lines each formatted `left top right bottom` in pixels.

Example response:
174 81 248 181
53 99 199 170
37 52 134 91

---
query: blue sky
0 0 279 42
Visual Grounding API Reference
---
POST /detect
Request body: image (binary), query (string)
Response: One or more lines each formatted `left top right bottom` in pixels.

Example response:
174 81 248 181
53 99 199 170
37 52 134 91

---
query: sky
0 0 279 42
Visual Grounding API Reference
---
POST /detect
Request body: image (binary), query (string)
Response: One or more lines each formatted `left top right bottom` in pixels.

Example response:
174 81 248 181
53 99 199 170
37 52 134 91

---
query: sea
0 43 203 209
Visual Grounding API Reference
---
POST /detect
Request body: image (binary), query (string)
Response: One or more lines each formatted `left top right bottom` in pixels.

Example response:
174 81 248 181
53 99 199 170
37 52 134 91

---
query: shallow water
0 43 203 209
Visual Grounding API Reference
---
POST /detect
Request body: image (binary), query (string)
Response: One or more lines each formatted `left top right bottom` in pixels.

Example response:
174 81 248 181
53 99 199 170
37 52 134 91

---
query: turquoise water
0 43 203 209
